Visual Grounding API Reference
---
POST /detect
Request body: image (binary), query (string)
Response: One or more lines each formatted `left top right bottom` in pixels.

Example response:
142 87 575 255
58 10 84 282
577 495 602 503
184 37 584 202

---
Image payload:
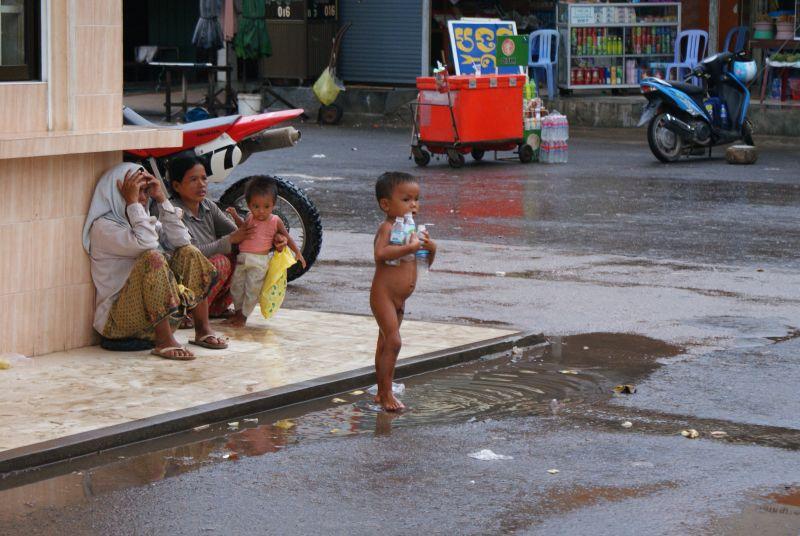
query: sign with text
266 0 304 20
495 35 529 67
308 0 337 20
447 19 523 75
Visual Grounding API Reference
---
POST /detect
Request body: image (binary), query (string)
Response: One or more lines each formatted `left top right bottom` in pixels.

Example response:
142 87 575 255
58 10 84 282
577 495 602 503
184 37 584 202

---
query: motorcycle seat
123 106 240 132
173 115 241 132
667 81 705 96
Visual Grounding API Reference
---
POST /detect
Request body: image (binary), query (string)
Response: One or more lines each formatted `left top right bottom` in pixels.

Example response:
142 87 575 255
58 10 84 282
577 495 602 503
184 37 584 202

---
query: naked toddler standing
370 172 436 411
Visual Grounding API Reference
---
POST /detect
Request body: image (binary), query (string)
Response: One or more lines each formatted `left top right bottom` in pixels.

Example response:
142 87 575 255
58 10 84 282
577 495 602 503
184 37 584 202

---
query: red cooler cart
411 73 534 168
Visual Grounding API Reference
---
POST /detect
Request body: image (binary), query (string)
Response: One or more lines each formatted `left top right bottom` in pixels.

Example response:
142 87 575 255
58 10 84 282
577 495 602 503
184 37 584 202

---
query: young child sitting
370 172 436 411
223 176 306 327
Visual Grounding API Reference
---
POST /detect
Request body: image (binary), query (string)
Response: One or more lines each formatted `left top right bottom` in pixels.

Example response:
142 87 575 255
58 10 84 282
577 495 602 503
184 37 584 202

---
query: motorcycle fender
637 99 661 127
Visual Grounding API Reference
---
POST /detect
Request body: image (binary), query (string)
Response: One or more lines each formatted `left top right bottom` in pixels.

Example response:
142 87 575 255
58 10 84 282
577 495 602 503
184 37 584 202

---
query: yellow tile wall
0 151 121 356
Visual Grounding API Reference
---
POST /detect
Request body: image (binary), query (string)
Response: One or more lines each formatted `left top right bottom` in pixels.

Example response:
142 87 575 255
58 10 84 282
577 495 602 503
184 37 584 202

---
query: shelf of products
557 2 681 91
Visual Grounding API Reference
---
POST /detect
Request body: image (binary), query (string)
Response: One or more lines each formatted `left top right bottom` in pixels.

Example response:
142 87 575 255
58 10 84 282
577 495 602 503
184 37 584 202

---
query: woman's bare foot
377 392 405 412
151 346 195 360
222 311 247 327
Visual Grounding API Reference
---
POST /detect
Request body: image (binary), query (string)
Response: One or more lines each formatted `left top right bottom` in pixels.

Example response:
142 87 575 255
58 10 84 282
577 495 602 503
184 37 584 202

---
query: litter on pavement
275 419 296 430
613 384 637 394
468 449 514 461
367 382 405 395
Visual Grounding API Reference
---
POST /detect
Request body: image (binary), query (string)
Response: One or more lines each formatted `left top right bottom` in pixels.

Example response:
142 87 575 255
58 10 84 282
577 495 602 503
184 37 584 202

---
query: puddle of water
497 481 679 533
0 333 679 522
705 486 800 536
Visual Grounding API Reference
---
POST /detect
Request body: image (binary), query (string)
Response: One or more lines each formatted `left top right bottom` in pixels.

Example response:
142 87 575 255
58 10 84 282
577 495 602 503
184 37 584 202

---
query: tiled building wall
70 0 123 131
0 0 124 356
0 151 121 356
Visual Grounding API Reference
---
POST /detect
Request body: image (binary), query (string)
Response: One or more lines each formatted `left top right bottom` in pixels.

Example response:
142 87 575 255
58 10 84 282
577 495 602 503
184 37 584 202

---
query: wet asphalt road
5 125 800 535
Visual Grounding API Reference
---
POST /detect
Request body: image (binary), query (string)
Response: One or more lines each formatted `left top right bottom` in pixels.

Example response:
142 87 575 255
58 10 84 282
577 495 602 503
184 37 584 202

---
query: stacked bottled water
540 112 569 164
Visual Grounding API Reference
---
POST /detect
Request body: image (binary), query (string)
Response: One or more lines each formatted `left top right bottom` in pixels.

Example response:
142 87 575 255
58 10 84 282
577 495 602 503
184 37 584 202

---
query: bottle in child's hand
416 224 431 272
386 216 405 266
403 212 416 262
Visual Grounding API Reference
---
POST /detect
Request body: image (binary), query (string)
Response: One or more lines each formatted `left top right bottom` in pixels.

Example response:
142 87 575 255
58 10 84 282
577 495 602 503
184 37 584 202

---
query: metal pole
709 0 719 54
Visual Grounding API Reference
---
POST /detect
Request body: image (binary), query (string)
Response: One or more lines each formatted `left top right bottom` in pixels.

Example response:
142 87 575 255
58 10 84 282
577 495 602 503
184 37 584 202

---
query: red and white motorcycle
123 107 321 281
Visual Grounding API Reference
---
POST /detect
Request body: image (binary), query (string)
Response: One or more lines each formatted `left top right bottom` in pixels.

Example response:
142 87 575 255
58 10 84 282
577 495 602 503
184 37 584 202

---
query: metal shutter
339 0 424 84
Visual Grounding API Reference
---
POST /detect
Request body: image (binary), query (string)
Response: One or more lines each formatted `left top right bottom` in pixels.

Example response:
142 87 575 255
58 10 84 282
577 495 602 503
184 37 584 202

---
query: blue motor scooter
637 51 757 163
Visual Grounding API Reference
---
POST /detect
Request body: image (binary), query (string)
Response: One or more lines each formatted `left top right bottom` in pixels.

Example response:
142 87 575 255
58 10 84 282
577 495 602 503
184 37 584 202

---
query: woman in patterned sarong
83 162 229 360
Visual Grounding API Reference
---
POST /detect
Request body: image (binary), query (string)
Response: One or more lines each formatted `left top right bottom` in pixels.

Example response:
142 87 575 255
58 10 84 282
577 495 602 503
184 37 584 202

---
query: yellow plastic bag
259 248 298 319
312 67 342 106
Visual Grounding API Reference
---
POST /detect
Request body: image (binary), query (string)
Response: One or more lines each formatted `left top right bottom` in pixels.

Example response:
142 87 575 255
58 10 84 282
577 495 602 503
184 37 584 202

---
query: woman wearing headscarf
83 162 228 360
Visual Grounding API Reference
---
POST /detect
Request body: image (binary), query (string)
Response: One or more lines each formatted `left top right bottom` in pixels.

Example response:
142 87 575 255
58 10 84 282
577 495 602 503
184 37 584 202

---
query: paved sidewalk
0 309 514 461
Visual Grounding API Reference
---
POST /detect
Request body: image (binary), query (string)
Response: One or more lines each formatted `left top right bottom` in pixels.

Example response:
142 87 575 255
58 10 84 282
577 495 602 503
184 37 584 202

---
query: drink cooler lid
417 74 527 91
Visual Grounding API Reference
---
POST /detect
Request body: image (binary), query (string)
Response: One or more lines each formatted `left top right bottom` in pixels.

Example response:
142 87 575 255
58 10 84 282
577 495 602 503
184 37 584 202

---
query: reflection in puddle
499 482 678 533
0 333 679 522
708 486 800 536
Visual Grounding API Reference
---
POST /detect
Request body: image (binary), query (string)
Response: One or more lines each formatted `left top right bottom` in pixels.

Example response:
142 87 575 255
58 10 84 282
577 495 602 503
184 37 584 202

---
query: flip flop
189 334 229 350
151 346 195 361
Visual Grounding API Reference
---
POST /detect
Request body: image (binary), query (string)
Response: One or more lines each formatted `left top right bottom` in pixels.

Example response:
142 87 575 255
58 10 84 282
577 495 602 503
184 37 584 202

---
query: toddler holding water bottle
370 172 436 411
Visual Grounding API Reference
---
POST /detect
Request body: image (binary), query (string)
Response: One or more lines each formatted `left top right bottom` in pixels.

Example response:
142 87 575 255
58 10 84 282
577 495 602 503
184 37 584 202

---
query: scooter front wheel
647 113 684 163
219 175 322 282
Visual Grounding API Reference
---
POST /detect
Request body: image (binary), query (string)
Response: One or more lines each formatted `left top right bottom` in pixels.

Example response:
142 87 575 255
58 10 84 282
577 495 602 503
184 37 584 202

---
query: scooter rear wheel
647 113 684 163
219 175 322 282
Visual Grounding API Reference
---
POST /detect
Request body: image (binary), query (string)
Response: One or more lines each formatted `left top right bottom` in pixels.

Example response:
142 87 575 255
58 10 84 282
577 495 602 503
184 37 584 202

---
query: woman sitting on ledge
168 155 287 323
83 162 228 360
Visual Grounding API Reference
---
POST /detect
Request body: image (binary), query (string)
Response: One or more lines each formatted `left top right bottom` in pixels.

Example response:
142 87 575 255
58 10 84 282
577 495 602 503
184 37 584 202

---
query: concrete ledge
543 95 800 137
0 331 545 474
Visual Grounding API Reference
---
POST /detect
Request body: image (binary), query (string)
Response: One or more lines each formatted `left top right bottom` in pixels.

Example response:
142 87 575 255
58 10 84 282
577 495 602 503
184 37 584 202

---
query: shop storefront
336 0 797 100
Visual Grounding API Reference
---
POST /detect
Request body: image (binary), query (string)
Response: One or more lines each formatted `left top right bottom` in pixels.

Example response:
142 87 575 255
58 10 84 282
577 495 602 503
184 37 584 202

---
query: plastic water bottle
720 103 729 130
403 212 416 262
416 224 430 271
386 216 405 266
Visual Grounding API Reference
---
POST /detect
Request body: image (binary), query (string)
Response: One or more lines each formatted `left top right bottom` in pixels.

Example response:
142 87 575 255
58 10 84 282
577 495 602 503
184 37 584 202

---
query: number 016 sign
267 0 303 20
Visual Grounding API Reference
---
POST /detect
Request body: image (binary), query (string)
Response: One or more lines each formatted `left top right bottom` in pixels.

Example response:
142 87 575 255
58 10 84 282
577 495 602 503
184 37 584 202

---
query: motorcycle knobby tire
218 175 323 282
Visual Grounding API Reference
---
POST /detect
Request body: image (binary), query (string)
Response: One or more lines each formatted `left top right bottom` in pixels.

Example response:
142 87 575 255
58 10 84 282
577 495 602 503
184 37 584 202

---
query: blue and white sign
447 19 523 75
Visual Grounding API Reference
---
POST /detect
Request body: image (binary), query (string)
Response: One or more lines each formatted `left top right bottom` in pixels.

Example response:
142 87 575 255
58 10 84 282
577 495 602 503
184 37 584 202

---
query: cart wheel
413 149 431 167
319 104 343 125
448 152 465 169
519 144 534 164
471 149 485 161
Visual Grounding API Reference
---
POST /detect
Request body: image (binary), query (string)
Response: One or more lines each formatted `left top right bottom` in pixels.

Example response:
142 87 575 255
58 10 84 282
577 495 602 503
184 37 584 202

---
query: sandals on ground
189 334 229 350
151 346 196 361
